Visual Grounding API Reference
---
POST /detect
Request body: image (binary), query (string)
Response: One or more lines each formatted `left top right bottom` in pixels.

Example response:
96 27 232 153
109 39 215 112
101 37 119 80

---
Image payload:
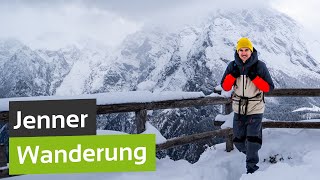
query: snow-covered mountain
0 39 81 97
2 9 319 96
306 40 320 63
1 8 320 162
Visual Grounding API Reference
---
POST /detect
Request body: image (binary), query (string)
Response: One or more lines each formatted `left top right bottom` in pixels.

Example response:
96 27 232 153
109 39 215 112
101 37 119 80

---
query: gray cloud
0 0 144 49
1 0 272 20
1 0 317 50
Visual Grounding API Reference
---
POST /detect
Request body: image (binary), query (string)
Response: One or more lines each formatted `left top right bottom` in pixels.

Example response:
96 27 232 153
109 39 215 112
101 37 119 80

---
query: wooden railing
1 88 320 178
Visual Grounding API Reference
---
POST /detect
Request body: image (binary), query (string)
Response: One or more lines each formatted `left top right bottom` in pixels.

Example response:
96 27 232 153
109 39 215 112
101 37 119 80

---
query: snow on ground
6 118 320 180
97 122 167 144
142 122 167 144
0 91 205 111
241 128 320 180
215 112 234 129
241 150 320 180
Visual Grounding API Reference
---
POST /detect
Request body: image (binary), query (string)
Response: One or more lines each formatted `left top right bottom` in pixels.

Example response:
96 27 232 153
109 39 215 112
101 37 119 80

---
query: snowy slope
0 42 82 97
54 42 110 95
0 39 25 67
308 40 320 62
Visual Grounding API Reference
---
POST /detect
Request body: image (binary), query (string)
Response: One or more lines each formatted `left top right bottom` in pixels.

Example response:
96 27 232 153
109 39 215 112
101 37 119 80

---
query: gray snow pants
233 113 263 172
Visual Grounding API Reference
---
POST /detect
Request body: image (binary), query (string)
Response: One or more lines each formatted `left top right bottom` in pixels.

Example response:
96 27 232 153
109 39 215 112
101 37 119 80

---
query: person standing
220 37 274 174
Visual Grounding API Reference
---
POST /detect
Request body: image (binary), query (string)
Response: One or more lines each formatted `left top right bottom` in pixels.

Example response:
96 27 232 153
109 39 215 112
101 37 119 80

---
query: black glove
248 64 258 80
230 64 240 78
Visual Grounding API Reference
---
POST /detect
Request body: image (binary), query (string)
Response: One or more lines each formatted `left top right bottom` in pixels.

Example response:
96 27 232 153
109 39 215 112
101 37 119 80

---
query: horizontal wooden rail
265 88 320 97
156 128 232 151
263 121 320 128
158 121 320 151
214 88 320 97
1 88 320 122
214 121 320 128
96 96 231 114
0 96 231 122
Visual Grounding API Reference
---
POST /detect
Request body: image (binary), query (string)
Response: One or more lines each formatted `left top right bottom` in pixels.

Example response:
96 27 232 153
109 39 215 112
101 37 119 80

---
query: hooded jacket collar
234 47 258 68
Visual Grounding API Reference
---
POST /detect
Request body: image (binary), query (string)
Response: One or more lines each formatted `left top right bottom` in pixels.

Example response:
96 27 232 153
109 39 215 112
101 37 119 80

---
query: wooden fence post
135 109 147 134
224 102 234 152
224 101 232 115
0 144 7 167
225 129 234 152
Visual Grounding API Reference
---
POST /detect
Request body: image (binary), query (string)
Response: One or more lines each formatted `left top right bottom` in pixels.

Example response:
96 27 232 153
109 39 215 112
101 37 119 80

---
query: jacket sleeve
220 61 236 91
252 61 274 92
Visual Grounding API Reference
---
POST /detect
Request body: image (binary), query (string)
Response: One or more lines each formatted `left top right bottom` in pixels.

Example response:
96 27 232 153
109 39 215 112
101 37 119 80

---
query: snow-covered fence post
135 109 147 134
0 144 6 167
224 101 234 152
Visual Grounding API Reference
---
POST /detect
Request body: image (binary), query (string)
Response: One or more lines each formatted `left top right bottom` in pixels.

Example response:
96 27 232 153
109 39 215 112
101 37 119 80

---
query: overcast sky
0 0 319 50
271 0 320 41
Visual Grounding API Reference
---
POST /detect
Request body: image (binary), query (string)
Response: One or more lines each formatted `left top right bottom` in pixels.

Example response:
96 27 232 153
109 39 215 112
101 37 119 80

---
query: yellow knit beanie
236 37 253 52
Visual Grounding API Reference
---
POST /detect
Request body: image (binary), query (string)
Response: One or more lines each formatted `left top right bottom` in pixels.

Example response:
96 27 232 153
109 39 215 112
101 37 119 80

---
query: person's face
237 48 252 62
